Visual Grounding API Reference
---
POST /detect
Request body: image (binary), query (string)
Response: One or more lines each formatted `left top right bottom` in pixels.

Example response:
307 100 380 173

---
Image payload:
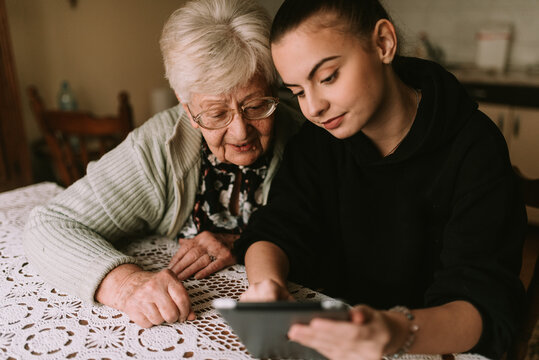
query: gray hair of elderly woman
160 0 276 103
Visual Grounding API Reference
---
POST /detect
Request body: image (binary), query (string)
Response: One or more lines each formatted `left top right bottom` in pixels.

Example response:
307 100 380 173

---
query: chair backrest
509 166 539 360
28 86 134 187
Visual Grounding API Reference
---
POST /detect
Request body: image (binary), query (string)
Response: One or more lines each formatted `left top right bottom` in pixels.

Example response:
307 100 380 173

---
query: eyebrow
198 90 266 108
239 91 265 103
282 55 341 87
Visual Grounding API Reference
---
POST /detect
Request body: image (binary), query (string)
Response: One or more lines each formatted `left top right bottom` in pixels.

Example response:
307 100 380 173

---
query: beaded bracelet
382 306 420 360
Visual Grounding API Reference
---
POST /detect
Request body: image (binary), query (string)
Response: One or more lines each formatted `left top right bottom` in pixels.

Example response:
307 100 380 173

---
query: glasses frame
186 96 279 130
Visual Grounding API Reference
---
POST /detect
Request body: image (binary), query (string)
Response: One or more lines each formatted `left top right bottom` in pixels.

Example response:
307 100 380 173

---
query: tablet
213 298 350 359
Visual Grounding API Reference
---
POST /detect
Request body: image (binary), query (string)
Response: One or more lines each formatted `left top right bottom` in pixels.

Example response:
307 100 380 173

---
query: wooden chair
508 167 539 360
28 86 134 187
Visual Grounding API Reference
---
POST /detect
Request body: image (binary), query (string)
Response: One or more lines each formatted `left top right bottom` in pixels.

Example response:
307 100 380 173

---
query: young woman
236 0 526 358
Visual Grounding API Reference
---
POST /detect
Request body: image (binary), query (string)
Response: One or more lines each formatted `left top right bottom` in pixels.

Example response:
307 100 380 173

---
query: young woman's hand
239 278 294 302
168 231 238 280
96 264 196 328
287 305 409 360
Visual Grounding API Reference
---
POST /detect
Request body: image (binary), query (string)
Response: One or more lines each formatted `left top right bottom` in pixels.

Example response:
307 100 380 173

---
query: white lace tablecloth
0 182 490 360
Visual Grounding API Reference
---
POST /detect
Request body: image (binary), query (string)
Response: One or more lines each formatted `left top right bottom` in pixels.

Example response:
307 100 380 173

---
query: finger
239 281 289 302
143 303 165 325
177 254 212 281
178 237 191 246
288 323 339 358
309 317 366 341
310 317 342 329
288 323 320 344
288 323 308 339
187 309 196 321
290 319 379 360
171 247 207 278
155 296 181 324
350 308 366 324
239 290 251 302
168 242 193 272
193 258 227 279
129 311 153 328
293 318 359 346
168 280 194 322
351 304 374 324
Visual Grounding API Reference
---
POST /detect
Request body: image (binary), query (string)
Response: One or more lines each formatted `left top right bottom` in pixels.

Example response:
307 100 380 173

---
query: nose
303 91 328 119
226 111 249 140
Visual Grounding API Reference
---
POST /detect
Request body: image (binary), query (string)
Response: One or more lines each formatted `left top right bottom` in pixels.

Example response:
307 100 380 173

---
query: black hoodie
236 57 526 358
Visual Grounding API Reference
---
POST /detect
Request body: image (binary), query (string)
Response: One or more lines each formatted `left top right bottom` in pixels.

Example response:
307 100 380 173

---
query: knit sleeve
23 124 171 305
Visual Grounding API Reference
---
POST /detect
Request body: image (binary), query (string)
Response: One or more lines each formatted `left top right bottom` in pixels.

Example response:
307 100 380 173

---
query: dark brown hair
270 0 392 45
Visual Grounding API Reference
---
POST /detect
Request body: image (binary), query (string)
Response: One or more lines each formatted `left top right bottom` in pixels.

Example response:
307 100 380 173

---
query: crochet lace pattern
0 182 493 360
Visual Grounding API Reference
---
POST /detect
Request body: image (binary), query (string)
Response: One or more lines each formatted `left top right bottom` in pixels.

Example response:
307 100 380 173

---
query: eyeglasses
186 96 279 130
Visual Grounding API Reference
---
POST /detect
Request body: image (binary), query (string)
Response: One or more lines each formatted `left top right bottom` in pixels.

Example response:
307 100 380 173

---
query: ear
372 19 397 64
180 102 200 129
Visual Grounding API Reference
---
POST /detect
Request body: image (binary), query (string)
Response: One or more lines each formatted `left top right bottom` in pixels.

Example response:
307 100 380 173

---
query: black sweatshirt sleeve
234 123 327 281
424 113 526 358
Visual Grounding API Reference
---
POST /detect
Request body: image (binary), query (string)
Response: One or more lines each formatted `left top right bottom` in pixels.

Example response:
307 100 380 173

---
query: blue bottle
57 81 78 111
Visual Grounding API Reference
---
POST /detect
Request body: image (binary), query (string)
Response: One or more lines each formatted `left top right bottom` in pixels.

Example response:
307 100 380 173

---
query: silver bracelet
382 306 420 360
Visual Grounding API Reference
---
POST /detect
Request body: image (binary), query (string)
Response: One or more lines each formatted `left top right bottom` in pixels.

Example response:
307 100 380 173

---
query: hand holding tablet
213 298 350 359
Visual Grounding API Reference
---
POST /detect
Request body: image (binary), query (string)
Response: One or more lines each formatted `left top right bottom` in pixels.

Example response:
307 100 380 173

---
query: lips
321 114 345 130
229 142 256 152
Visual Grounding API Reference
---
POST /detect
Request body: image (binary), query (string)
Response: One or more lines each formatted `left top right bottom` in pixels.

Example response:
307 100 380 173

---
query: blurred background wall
6 0 288 145
384 0 539 68
6 0 539 145
6 0 184 143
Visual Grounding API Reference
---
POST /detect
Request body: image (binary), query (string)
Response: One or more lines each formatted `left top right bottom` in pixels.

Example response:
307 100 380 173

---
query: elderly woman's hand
239 279 294 302
168 231 238 280
96 264 195 328
287 305 410 360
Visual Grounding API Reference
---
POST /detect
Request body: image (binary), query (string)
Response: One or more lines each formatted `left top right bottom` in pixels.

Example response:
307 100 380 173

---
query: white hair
160 0 276 103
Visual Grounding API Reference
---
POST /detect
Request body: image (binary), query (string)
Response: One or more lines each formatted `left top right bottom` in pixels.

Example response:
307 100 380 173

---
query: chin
327 127 357 140
227 153 261 167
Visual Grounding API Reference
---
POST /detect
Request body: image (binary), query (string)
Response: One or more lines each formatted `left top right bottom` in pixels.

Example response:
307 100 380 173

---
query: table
0 182 490 360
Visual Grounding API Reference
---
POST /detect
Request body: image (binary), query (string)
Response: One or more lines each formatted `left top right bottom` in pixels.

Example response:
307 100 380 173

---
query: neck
362 75 420 157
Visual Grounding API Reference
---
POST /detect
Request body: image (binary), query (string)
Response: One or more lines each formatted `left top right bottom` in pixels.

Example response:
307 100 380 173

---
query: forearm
384 300 482 355
244 241 289 287
23 206 138 304
23 138 168 303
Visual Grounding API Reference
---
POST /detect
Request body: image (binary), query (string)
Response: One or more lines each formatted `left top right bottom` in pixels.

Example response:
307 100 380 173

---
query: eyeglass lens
197 97 277 129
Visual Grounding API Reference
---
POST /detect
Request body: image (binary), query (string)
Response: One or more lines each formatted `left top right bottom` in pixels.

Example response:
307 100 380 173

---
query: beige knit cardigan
23 104 302 304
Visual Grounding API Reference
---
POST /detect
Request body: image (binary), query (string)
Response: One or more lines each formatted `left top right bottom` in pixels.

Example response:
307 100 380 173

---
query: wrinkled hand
168 231 238 281
239 279 294 302
287 305 402 360
114 269 196 328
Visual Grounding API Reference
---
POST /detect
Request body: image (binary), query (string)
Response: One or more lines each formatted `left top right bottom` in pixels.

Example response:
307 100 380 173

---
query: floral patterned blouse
178 139 270 239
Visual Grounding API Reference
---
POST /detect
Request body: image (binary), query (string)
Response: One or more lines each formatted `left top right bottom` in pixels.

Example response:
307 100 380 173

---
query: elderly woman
23 0 302 328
